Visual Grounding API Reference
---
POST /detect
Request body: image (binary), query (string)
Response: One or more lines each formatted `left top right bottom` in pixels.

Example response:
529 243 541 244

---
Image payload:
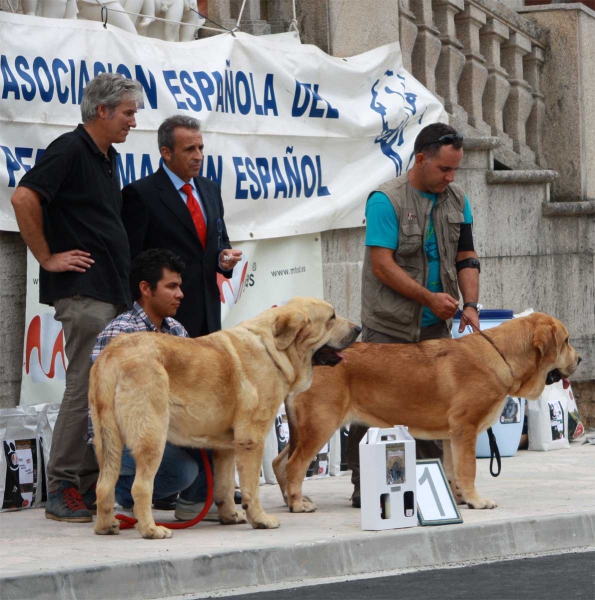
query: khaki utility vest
361 174 466 342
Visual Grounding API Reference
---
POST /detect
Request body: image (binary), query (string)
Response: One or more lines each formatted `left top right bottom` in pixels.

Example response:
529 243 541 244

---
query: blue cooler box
452 309 525 458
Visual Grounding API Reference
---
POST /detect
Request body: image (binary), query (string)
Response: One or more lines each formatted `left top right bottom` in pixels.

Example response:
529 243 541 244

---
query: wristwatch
463 302 481 314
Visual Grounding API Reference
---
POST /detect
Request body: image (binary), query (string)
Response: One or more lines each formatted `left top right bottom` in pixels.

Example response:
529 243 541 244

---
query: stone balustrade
398 0 548 169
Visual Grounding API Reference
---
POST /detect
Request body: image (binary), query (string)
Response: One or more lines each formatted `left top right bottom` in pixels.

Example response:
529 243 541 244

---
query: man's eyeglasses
416 132 464 152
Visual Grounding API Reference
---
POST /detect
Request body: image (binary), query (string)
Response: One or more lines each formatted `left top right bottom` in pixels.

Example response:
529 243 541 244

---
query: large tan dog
89 297 361 539
273 313 580 512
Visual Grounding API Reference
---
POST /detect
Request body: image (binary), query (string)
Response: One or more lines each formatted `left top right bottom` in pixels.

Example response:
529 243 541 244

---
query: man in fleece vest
348 123 481 508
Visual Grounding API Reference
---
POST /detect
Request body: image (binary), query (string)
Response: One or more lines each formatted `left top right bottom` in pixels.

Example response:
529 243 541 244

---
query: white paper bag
0 406 42 510
528 381 570 451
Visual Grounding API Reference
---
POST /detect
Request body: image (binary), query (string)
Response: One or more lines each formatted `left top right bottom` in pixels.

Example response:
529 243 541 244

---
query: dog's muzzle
546 368 570 389
312 325 361 366
312 346 345 367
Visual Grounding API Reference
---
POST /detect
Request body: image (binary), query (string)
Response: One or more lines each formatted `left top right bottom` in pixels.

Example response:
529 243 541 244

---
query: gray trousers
47 296 121 493
347 321 451 492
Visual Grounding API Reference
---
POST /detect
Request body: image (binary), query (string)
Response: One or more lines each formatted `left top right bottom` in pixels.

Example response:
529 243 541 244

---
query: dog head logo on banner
371 71 429 177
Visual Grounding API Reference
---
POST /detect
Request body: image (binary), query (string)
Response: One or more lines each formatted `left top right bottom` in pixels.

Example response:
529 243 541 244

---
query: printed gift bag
262 406 331 484
0 407 42 510
0 404 61 511
528 381 571 451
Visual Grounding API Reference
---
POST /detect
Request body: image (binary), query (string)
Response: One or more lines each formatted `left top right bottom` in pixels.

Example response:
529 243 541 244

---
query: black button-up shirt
19 125 131 306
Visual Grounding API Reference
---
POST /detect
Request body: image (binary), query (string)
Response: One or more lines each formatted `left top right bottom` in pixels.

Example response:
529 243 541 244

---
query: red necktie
181 183 207 249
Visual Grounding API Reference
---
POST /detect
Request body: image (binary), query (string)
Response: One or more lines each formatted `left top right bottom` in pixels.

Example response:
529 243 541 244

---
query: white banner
20 234 323 406
0 12 446 239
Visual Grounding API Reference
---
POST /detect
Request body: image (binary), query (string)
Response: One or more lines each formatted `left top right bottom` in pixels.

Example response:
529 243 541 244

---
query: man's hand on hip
42 250 94 273
427 292 459 321
459 305 480 333
219 249 243 270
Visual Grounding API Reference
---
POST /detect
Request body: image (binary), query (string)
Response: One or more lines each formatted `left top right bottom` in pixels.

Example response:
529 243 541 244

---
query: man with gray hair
121 115 242 519
11 72 143 523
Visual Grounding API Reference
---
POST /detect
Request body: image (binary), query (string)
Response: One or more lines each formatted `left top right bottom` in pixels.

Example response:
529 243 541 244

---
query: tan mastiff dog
90 297 361 539
273 313 580 512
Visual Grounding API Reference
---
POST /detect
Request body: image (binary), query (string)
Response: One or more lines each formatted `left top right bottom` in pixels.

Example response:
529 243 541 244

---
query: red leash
114 448 214 531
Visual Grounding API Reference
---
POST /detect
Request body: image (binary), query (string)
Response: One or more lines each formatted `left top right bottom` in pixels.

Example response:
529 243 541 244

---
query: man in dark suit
122 115 242 338
121 115 242 519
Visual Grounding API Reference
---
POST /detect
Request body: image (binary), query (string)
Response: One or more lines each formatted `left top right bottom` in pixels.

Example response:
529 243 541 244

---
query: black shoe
351 490 361 508
153 493 179 511
45 481 93 523
234 490 242 505
81 484 97 515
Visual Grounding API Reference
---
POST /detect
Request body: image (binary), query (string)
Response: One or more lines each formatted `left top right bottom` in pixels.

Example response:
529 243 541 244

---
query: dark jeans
115 443 212 508
346 321 451 493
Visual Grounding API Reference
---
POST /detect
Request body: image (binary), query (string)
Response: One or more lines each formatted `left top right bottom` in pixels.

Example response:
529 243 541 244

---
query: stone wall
519 3 595 203
0 232 27 409
573 380 595 431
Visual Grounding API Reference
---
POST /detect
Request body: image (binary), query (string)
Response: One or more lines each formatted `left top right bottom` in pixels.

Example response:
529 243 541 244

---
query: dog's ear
533 321 560 366
273 310 309 351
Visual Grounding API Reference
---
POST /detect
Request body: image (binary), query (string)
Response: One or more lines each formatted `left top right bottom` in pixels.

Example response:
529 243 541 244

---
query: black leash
486 427 501 477
477 329 514 377
473 328 511 478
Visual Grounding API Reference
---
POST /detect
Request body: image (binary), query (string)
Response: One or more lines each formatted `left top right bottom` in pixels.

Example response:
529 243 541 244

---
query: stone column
433 0 467 123
206 0 236 32
230 0 271 35
524 45 547 167
501 31 535 161
410 0 442 98
398 0 418 73
0 232 26 409
455 3 489 134
480 17 512 148
267 0 295 34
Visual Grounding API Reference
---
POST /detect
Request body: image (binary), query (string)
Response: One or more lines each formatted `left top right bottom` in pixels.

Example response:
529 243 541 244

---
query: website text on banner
20 234 323 406
0 12 446 238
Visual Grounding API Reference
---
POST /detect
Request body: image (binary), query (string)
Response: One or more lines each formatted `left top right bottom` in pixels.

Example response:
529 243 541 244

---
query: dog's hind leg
129 427 171 539
126 414 173 539
272 445 290 505
450 425 496 509
93 427 123 535
91 366 123 536
213 448 247 525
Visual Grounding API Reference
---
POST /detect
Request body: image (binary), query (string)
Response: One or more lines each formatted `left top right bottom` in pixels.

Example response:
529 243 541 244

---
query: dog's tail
89 355 124 498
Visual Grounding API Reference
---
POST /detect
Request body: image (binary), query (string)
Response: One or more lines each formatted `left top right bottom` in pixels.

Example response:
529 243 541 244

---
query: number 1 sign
416 459 463 526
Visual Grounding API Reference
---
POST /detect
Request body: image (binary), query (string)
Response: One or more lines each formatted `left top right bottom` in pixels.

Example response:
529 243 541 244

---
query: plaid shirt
87 302 188 443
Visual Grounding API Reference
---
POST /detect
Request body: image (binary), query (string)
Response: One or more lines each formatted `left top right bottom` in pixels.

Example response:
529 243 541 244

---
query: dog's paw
141 525 173 539
467 497 497 510
219 509 247 525
289 499 317 513
94 520 120 535
252 513 280 529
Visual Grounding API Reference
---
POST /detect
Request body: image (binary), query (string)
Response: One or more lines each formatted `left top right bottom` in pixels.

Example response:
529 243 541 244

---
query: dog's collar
478 330 514 379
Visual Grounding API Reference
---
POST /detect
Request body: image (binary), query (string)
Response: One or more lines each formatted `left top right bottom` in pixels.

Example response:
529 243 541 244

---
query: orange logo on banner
217 261 249 305
25 315 66 378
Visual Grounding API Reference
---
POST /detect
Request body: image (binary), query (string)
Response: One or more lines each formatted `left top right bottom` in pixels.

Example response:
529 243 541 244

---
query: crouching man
88 248 229 517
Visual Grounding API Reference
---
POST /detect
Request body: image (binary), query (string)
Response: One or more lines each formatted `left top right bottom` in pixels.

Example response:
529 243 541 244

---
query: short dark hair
158 115 201 152
414 123 463 157
129 249 186 301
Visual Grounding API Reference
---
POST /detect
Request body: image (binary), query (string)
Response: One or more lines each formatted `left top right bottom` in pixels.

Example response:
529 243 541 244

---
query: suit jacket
121 166 232 337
